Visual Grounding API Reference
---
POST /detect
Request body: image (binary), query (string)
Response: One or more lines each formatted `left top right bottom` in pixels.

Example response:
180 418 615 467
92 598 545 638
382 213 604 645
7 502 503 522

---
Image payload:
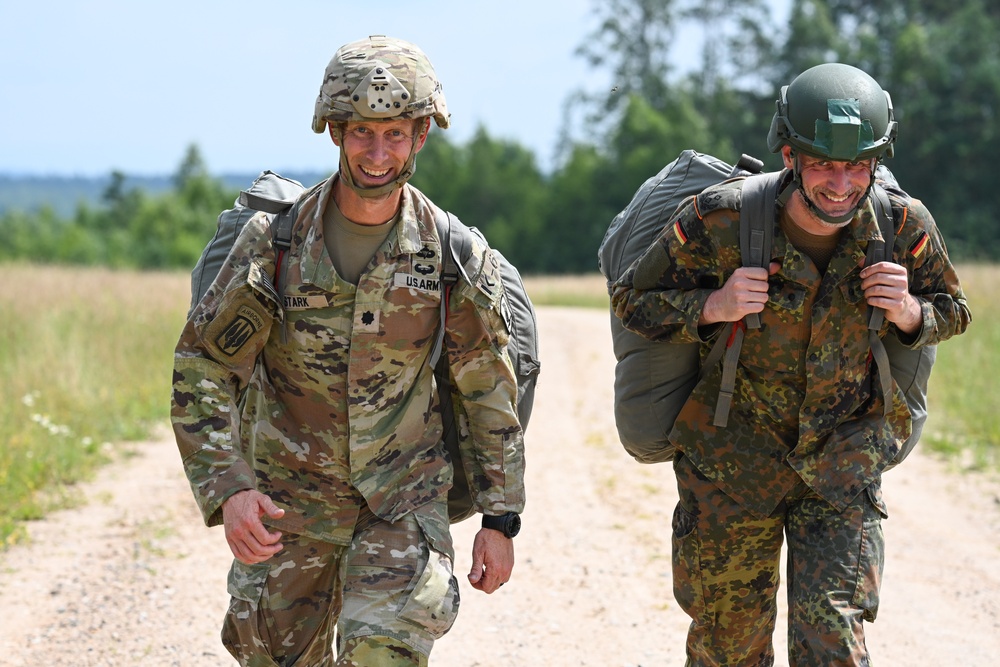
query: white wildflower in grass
30 413 71 437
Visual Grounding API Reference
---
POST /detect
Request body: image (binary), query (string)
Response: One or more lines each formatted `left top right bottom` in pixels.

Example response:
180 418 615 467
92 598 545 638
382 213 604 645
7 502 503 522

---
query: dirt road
2 307 998 666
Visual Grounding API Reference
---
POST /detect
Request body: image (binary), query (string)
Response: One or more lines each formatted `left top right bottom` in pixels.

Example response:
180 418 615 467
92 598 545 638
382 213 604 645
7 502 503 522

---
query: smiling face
782 145 874 233
332 118 427 190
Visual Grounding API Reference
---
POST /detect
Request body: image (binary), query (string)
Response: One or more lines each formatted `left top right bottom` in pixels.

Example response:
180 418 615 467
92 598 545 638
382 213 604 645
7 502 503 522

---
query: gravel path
2 307 998 666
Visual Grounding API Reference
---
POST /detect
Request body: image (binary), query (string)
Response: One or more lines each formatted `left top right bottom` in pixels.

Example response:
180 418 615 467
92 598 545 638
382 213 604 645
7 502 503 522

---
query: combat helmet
767 63 897 223
312 35 450 198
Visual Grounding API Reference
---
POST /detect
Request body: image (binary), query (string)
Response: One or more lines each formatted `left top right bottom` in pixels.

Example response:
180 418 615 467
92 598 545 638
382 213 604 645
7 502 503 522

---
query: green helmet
767 63 896 162
311 35 450 133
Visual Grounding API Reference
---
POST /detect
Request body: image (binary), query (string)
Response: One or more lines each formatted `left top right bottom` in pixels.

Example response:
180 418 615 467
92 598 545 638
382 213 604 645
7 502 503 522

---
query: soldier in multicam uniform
171 35 524 667
611 63 970 665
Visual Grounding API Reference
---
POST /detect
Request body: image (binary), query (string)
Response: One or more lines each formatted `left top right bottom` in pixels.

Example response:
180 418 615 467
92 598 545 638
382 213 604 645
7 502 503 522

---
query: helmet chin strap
330 124 422 200
788 153 876 225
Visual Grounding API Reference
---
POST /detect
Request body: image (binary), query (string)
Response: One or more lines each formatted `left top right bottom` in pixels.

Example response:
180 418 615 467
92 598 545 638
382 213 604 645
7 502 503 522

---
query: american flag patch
910 232 930 258
671 220 688 245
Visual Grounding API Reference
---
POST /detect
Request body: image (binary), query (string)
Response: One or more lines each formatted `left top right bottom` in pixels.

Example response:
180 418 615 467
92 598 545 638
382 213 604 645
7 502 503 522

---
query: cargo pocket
852 482 888 622
396 538 460 639
222 560 275 659
227 560 269 605
672 501 707 625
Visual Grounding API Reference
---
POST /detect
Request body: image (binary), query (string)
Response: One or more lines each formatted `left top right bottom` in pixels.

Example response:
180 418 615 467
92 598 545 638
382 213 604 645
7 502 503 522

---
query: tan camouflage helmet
311 35 450 133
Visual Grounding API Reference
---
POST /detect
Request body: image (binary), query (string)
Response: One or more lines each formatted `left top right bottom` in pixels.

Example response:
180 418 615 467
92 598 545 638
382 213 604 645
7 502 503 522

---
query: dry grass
523 273 609 308
0 264 190 546
0 262 994 547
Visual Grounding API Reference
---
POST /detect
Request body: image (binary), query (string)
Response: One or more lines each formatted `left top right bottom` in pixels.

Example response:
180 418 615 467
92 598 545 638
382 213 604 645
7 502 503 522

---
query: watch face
505 513 521 537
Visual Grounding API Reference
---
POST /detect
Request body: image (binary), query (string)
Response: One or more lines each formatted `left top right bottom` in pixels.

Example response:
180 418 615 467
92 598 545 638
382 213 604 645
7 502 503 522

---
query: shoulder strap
271 204 296 289
430 207 473 368
865 184 895 328
267 179 323 315
708 171 784 427
866 183 896 417
263 205 297 345
738 171 784 328
430 211 453 368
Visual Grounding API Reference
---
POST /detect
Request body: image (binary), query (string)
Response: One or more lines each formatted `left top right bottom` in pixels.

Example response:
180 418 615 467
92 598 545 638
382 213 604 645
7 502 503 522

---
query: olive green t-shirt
323 200 398 285
780 210 842 274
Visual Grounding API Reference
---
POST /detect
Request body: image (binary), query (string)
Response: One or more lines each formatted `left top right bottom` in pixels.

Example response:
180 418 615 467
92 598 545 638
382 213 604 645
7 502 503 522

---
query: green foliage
575 0 679 114
0 143 235 270
412 128 550 271
2 1 1000 273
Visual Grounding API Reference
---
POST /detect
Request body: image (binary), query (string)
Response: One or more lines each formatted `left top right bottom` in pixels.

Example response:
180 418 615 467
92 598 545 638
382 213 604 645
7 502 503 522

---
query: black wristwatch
482 512 521 538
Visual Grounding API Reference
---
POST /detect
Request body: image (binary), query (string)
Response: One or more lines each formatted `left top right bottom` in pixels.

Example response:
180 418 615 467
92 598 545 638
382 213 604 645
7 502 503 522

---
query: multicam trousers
221 503 460 667
672 454 887 667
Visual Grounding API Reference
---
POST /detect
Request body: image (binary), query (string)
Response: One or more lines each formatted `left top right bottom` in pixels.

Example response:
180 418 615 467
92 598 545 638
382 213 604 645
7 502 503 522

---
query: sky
0 0 614 177
1 0 791 178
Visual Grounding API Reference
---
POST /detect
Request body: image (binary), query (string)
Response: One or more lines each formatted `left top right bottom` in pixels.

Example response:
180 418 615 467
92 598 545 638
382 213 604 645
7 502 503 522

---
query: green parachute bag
598 151 762 463
599 151 933 467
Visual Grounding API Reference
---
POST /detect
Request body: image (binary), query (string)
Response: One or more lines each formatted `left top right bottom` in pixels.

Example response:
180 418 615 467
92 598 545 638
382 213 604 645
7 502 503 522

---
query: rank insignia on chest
355 308 380 332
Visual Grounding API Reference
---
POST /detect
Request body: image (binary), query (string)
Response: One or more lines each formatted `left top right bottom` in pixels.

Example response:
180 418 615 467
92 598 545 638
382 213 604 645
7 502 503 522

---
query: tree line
2 0 997 274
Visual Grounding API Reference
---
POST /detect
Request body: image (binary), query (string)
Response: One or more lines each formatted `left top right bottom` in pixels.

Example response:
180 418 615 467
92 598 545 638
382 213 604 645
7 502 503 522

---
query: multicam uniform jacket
611 172 970 517
172 176 525 548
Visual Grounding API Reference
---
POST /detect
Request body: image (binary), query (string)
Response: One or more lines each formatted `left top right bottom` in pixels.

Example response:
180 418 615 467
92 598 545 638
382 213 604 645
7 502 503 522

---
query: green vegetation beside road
0 265 190 547
0 264 994 549
921 265 999 470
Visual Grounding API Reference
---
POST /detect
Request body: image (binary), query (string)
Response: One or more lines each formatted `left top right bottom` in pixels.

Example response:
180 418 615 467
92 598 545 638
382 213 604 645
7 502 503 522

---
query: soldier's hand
700 262 780 325
222 489 285 564
468 528 514 594
860 260 922 335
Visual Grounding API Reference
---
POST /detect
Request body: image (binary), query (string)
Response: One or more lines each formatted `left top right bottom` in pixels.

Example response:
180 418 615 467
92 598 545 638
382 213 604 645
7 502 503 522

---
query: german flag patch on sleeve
909 231 930 258
671 219 688 245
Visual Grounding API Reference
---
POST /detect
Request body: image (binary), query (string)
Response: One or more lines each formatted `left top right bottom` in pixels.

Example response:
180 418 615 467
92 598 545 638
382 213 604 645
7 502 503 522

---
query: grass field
0 265 191 547
918 264 999 469
0 264 993 548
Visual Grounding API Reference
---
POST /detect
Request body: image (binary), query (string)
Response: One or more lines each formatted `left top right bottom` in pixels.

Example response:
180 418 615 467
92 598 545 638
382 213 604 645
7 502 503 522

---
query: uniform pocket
222 560 276 661
851 482 887 621
396 542 461 639
227 559 270 605
671 502 707 625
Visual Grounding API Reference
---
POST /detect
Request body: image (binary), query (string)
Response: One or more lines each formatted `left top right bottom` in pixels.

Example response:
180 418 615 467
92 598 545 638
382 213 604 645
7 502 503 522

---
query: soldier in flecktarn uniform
612 63 970 666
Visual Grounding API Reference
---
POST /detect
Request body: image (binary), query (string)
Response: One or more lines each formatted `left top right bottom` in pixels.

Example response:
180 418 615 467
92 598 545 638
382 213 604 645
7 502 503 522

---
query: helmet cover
311 34 450 133
767 63 896 161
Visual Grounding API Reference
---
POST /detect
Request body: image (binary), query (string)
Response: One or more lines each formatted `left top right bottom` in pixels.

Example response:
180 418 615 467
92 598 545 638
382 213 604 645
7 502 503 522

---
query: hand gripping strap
867 184 896 416
709 172 783 427
738 172 781 329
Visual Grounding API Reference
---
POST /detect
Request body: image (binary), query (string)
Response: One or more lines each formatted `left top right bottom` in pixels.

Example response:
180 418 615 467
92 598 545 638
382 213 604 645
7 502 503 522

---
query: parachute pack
189 171 540 523
598 150 934 467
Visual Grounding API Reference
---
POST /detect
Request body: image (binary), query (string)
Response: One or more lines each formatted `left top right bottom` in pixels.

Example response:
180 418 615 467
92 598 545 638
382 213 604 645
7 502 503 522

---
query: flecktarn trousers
672 454 886 667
